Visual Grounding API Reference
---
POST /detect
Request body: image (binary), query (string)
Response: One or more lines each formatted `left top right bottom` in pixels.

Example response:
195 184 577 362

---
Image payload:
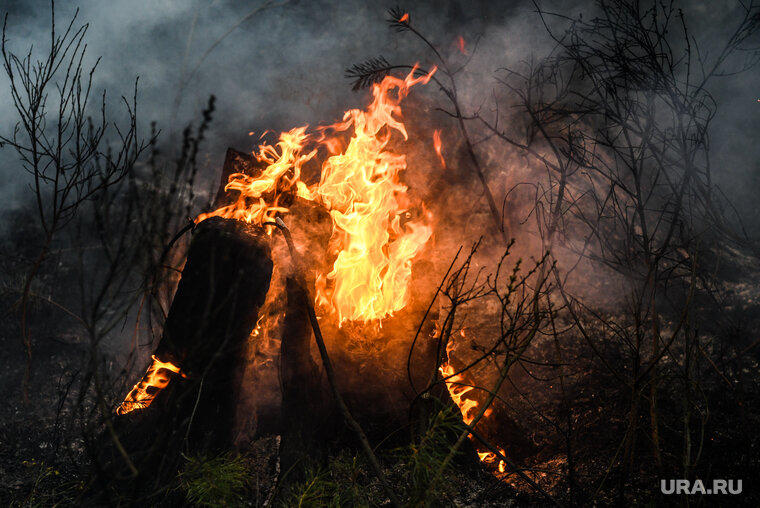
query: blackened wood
153 217 271 372
313 258 444 445
277 276 333 477
273 217 403 507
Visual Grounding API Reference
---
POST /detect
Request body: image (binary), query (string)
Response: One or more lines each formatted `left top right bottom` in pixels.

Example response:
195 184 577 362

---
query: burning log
101 64 501 500
201 131 464 464
101 216 273 496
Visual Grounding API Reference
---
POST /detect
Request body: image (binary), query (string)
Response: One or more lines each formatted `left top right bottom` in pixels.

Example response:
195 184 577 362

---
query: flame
440 361 478 425
478 448 506 473
197 66 437 325
315 68 434 323
440 334 507 472
433 129 445 169
478 451 496 463
399 13 410 23
116 355 185 415
196 127 316 226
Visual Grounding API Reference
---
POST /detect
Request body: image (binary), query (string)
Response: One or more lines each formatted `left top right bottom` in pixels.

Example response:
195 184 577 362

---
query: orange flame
477 449 507 473
251 315 264 338
197 66 437 325
440 335 507 471
400 13 410 23
478 451 496 463
433 129 446 169
116 355 185 415
440 336 478 424
196 127 315 226
440 361 478 425
315 68 435 323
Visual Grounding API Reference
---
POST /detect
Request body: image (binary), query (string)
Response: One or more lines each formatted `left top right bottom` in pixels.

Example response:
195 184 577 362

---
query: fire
439 361 478 425
196 126 316 226
116 355 185 415
440 333 507 473
117 67 437 414
251 315 264 338
314 69 435 323
433 129 445 169
440 332 479 425
197 66 436 325
478 451 507 474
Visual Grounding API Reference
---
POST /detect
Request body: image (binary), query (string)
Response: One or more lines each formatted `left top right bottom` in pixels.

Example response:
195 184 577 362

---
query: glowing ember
456 35 467 55
251 316 264 338
433 129 445 169
478 450 507 473
116 355 185 415
197 66 436 325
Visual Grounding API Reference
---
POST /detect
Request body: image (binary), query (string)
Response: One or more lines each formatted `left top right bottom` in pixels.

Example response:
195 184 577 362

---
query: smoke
2 3 759 485
0 1 563 207
2 0 759 391
2 0 757 217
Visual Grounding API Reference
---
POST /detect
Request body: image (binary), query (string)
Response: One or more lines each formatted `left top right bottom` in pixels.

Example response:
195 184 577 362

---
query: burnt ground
0 231 90 505
493 243 760 506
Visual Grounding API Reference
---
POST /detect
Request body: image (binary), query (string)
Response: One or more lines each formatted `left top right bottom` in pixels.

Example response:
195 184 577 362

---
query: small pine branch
345 55 393 91
387 6 412 32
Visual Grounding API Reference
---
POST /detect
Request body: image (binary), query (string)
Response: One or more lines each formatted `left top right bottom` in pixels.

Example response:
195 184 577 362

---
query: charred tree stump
99 216 273 500
207 148 338 477
154 216 273 453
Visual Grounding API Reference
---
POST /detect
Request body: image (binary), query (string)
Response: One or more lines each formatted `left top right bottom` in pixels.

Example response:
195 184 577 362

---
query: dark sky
1 0 759 230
